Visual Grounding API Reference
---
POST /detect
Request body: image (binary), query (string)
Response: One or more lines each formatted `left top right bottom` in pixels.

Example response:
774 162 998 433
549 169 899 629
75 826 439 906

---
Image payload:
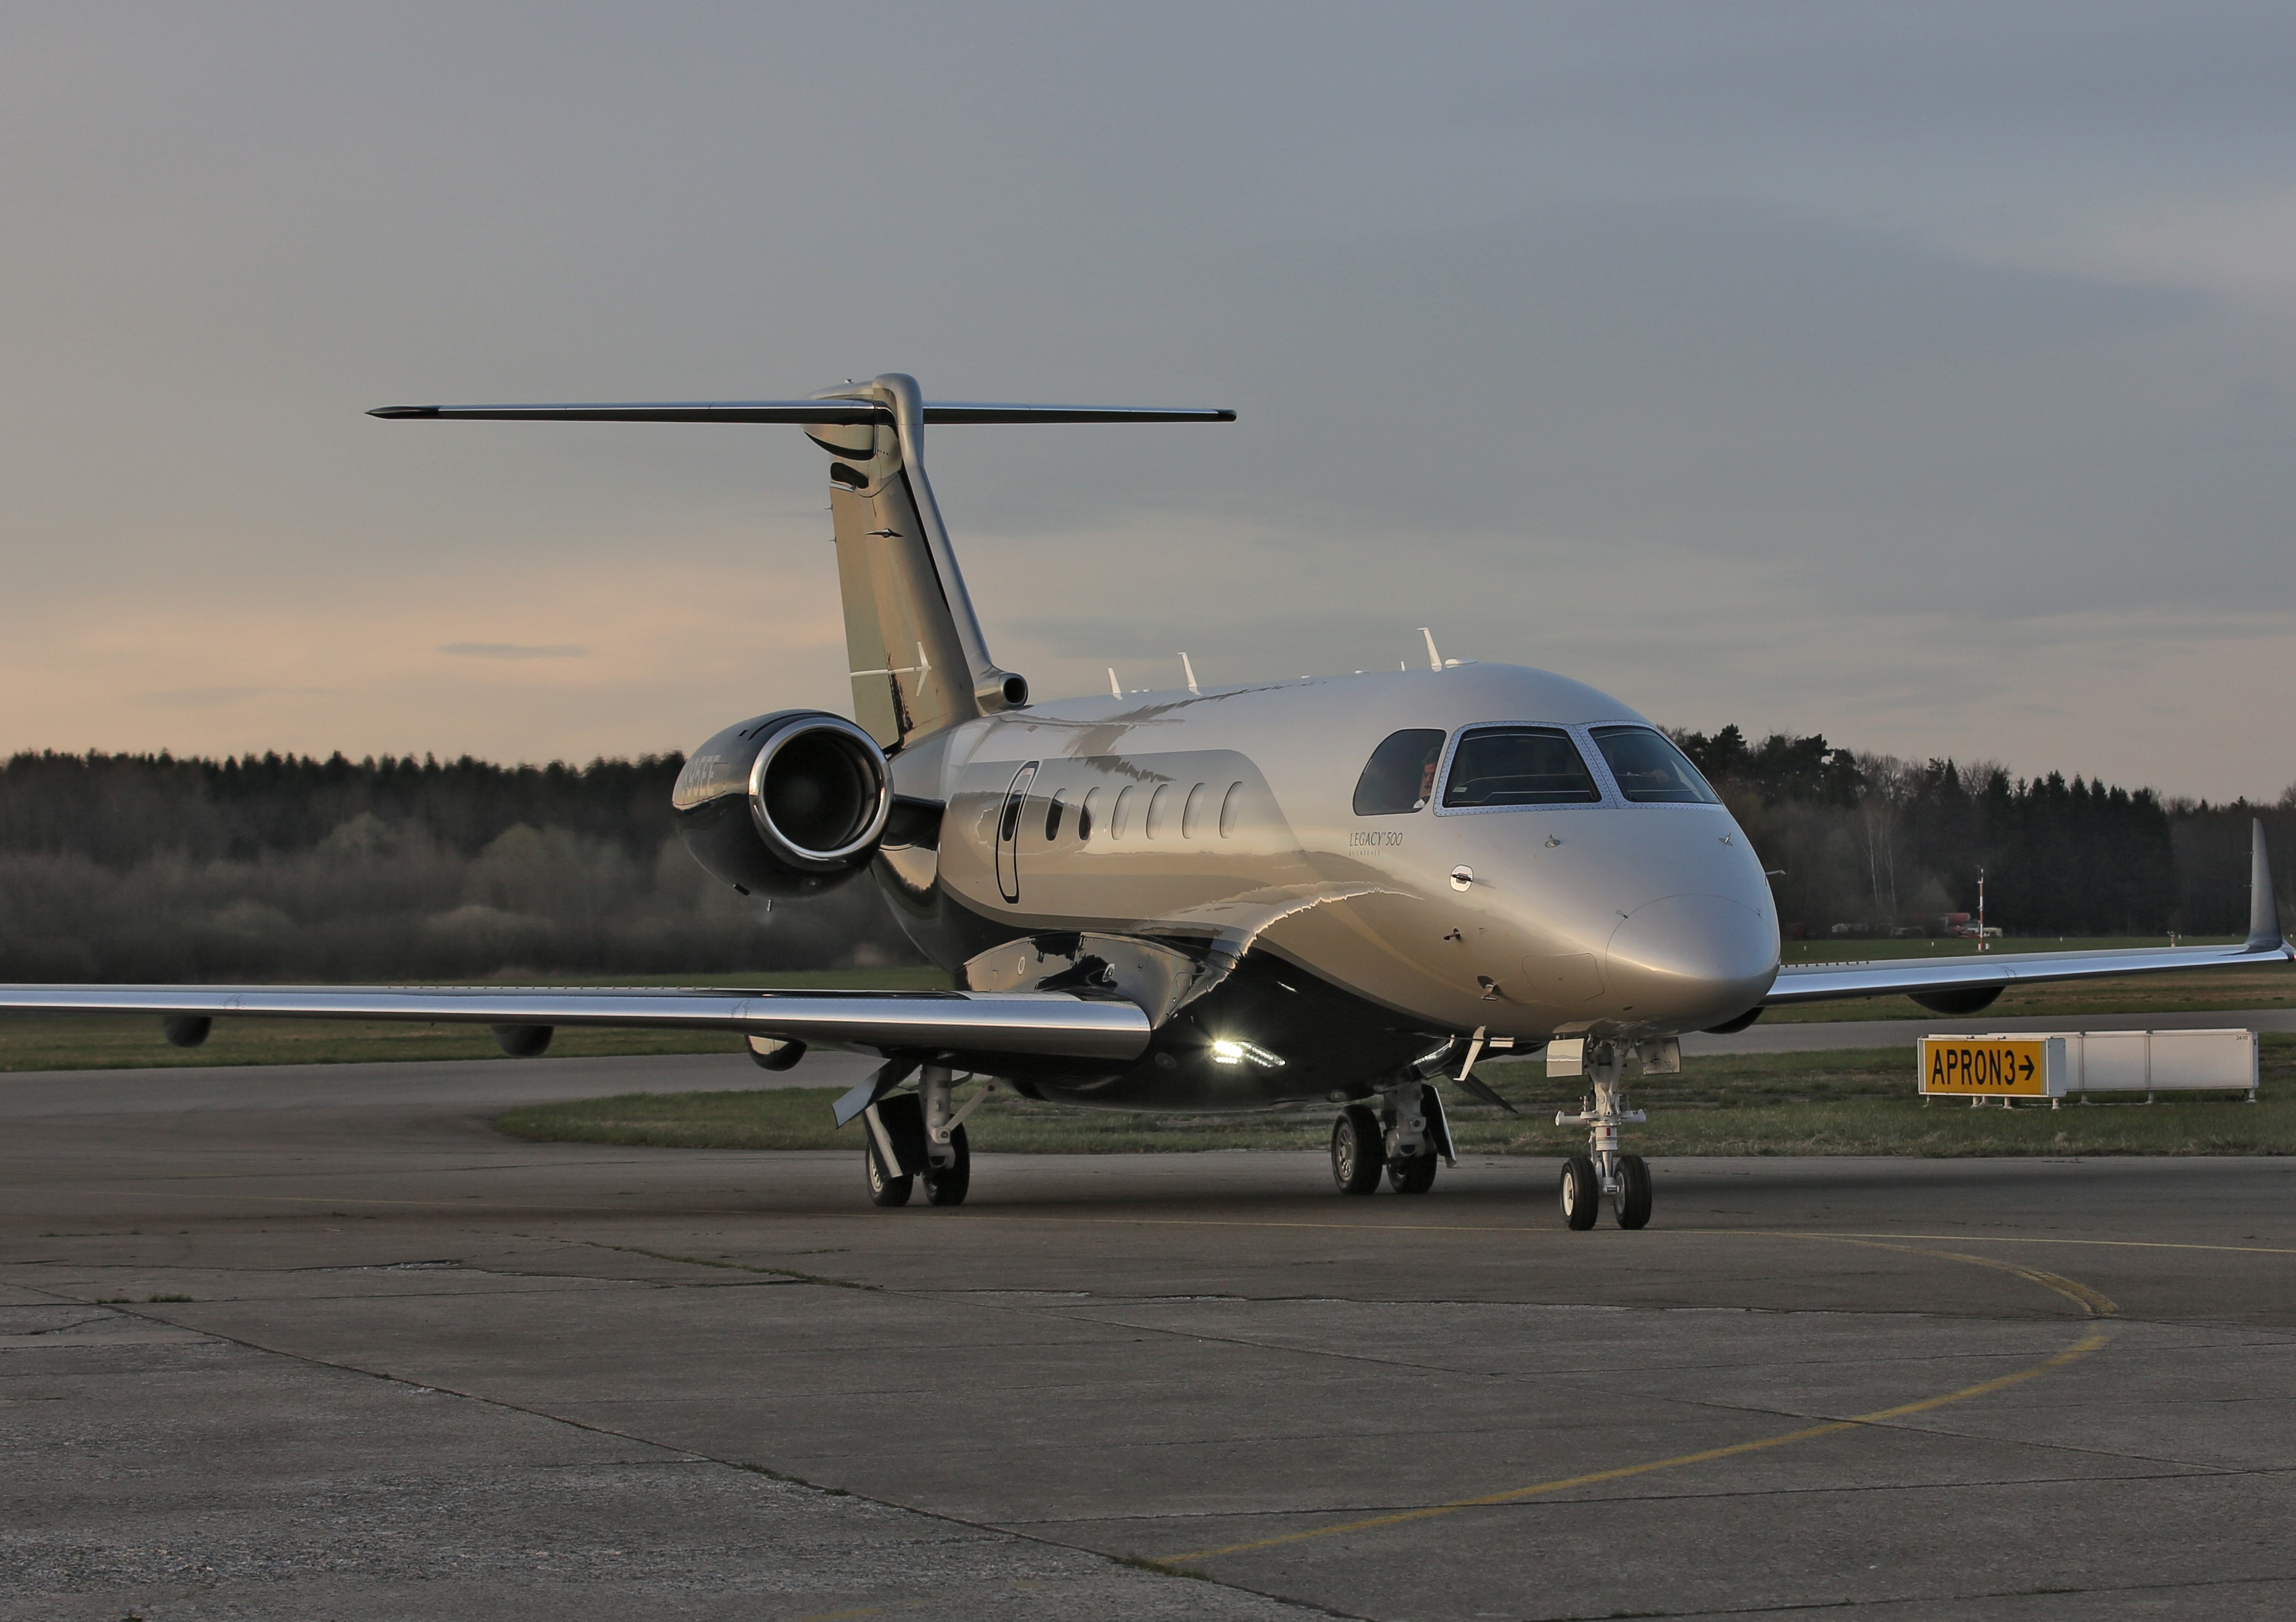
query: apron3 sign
1919 1036 2061 1099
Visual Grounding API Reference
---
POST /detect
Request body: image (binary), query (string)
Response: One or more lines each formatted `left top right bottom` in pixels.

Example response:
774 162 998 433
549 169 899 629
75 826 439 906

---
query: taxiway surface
4 1055 2293 1620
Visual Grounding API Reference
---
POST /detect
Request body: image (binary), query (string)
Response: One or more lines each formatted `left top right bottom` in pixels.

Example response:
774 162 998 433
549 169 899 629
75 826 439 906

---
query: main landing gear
862 1065 978 1209
1555 1039 1658 1230
1329 1079 1453 1196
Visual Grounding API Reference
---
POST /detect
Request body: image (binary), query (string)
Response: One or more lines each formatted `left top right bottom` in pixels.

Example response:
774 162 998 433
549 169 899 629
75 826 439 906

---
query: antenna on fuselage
1180 653 1201 696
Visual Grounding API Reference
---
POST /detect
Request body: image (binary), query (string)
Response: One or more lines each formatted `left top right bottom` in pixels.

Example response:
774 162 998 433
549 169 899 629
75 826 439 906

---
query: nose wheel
1613 1152 1652 1229
1559 1155 1599 1229
1556 1042 1654 1229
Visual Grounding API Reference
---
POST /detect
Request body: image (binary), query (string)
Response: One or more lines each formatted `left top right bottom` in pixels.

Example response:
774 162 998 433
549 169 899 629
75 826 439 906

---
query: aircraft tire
1614 1153 1652 1229
1387 1150 1438 1194
1331 1107 1384 1195
865 1144 914 1208
924 1124 972 1207
1560 1155 1600 1230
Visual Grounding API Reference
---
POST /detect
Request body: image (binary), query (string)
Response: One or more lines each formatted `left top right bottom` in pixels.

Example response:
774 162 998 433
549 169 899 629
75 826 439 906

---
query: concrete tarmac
4 1054 2295 1620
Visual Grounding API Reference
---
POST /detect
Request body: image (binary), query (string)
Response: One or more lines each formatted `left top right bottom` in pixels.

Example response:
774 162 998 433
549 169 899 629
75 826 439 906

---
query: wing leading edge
1766 819 2292 1006
0 984 1150 1062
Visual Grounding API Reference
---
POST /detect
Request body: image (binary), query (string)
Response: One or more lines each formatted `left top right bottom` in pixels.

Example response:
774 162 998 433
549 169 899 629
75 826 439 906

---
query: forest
0 736 2287 982
1670 726 2292 940
0 750 916 982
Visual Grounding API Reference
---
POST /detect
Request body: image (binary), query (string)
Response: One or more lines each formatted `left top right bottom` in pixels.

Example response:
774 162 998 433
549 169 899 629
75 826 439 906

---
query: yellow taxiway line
1161 1234 2120 1565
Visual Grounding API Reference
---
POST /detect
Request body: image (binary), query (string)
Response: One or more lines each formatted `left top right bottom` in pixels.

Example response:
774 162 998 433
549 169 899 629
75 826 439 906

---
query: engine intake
672 711 892 897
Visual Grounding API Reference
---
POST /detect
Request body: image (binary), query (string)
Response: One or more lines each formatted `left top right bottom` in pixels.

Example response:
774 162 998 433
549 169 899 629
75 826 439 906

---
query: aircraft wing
0 983 1151 1062
1766 935 2293 1006
1766 820 2292 1007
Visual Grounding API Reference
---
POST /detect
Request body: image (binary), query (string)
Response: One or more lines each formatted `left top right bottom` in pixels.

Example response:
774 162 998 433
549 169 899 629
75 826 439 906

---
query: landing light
1210 1038 1285 1068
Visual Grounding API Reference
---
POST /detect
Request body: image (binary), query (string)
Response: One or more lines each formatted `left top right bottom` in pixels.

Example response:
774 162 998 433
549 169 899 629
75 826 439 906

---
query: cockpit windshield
1590 726 1720 804
1442 727 1601 807
1353 728 1446 815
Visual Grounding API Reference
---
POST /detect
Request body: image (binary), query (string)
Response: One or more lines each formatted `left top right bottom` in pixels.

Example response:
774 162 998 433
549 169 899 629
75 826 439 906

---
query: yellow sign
1920 1038 2050 1096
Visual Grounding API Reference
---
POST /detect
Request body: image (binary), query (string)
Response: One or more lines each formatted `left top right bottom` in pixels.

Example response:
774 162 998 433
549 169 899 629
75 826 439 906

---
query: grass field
494 1036 2295 1160
4 944 2289 1071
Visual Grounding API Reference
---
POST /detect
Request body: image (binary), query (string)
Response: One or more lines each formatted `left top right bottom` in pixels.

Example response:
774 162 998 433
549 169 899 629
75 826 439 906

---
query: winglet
2246 818 2284 951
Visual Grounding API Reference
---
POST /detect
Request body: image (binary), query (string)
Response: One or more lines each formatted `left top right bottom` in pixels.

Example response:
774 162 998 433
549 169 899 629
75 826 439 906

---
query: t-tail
371 376 1233 751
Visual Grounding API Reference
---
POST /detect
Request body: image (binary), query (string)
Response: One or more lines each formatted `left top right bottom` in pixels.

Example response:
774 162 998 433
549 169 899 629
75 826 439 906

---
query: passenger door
995 762 1037 904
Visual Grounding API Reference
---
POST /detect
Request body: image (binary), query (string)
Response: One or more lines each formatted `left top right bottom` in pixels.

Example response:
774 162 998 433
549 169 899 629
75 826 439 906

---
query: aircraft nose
1605 893 1778 1026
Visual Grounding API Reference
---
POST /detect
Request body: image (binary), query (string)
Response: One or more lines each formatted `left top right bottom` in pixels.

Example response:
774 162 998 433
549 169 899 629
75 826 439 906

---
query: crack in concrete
31 1299 1345 1620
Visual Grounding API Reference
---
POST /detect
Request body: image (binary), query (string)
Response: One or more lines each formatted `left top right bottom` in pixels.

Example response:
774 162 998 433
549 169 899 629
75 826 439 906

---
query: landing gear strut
1382 1078 1448 1194
1555 1039 1656 1230
1329 1076 1454 1196
920 1065 972 1208
861 1067 984 1209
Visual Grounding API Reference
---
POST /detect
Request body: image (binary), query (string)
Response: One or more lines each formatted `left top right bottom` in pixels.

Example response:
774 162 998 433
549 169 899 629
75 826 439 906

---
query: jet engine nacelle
672 711 892 898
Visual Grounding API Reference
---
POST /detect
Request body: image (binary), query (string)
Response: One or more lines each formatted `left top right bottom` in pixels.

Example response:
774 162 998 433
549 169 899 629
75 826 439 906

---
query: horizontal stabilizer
370 400 1235 424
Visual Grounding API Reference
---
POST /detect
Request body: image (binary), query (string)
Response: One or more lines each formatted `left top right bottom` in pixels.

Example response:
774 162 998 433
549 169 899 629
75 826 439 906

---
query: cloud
134 685 332 708
438 643 590 660
5 6 2294 799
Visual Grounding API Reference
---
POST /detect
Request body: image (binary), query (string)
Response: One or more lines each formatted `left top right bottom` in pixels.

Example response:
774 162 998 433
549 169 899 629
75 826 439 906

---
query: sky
4 2 2292 800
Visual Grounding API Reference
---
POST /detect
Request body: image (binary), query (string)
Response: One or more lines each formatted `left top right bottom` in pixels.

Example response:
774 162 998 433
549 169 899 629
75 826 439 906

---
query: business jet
6 374 2287 1228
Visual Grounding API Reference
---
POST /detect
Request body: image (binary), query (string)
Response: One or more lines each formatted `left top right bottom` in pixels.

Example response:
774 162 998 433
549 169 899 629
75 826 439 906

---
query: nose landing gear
1555 1039 1661 1230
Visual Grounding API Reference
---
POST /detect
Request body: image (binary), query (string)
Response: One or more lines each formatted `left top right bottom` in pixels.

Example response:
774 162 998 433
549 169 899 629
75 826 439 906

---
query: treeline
0 751 922 982
1673 725 2294 938
2 734 2287 983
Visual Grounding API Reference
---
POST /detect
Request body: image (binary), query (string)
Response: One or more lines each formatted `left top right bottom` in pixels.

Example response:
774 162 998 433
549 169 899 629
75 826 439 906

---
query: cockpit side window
1590 726 1720 804
1352 728 1446 815
1442 727 1601 807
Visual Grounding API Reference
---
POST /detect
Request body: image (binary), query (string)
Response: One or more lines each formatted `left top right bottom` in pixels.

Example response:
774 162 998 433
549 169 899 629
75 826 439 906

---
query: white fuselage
892 663 1781 1044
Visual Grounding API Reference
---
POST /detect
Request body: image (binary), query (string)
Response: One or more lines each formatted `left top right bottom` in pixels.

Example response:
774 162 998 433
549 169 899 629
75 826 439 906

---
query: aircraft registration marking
1920 1037 2048 1096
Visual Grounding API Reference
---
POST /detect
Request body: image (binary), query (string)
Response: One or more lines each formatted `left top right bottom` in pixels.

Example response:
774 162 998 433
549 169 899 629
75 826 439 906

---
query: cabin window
1044 791 1065 841
1182 783 1207 838
1590 727 1720 804
1442 727 1601 807
1218 781 1243 837
1112 785 1134 839
1352 729 1446 816
1079 788 1100 841
1146 783 1171 838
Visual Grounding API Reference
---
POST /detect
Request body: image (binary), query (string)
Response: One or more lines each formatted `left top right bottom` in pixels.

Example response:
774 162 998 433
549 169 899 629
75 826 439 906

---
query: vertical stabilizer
803 374 1025 751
